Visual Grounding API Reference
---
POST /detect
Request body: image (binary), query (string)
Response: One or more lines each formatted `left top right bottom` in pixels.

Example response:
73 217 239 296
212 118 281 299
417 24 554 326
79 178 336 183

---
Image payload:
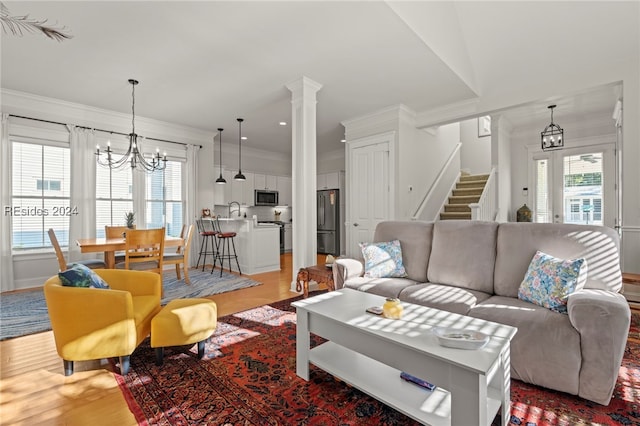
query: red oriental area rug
116 295 640 425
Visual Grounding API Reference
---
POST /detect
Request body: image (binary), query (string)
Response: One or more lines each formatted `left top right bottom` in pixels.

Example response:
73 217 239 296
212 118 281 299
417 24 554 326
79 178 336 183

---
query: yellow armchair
43 269 162 375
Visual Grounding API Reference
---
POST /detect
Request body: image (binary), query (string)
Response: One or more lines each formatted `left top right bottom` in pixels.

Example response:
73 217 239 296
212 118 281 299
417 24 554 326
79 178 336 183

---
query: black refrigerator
317 189 340 255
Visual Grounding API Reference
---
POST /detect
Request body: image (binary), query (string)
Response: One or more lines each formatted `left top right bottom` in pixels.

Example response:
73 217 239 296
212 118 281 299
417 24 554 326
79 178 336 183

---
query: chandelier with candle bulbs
96 79 167 172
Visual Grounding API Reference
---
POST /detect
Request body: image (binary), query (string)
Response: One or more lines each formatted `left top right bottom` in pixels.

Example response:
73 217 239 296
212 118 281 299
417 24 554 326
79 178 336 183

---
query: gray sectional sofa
333 220 631 405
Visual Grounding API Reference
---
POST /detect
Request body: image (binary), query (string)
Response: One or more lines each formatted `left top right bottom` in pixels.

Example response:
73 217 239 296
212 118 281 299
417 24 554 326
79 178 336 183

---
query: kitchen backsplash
212 205 292 223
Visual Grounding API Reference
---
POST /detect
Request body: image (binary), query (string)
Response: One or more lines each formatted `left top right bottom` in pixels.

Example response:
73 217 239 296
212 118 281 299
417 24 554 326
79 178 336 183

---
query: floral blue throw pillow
360 240 408 278
59 263 110 289
518 250 587 314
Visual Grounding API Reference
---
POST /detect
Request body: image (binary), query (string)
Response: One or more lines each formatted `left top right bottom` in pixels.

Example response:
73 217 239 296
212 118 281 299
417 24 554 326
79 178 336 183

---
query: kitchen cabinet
317 171 341 190
254 173 277 190
229 170 254 206
217 219 280 274
284 223 292 252
277 176 292 206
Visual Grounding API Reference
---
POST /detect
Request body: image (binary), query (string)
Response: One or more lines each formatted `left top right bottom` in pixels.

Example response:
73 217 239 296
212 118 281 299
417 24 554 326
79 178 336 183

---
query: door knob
353 223 359 227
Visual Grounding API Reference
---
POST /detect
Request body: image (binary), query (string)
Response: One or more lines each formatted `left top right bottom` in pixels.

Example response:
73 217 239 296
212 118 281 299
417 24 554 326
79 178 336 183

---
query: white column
286 76 323 288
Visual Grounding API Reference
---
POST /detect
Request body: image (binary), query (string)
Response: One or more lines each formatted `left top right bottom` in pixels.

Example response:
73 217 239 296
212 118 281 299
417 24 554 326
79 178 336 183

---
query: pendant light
541 104 564 151
215 128 226 184
234 118 246 181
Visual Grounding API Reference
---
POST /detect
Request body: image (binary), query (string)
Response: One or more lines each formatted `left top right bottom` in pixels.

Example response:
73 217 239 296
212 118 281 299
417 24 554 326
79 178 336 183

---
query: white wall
460 118 491 175
404 124 460 221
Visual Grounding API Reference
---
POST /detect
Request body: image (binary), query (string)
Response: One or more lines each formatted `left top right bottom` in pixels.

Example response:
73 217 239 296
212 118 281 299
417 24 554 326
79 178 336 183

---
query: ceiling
2 1 636 154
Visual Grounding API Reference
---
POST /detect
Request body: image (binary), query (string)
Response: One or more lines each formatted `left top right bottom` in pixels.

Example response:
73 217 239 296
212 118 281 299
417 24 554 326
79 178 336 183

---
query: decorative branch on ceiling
1 2 72 41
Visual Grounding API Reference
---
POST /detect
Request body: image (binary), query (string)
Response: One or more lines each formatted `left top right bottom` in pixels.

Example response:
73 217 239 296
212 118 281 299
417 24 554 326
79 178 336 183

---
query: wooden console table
296 264 335 298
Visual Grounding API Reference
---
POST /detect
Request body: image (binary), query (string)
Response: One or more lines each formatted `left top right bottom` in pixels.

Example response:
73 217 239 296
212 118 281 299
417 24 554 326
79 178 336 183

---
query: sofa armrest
567 289 631 405
96 269 161 298
333 258 364 290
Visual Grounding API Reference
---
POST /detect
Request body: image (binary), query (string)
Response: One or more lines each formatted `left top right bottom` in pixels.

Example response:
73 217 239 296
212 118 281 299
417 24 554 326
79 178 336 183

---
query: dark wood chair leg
155 347 164 366
63 359 74 376
119 355 130 375
197 340 205 359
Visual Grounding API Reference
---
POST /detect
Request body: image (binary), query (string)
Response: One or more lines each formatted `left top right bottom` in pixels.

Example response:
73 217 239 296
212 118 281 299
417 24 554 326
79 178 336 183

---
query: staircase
440 173 489 220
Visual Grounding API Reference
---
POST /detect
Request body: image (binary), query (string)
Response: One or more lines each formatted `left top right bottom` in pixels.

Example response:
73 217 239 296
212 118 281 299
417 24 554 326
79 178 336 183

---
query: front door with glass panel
532 144 616 228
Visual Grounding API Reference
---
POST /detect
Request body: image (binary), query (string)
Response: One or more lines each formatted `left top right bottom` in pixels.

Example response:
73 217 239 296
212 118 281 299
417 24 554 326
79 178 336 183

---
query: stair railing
469 166 497 221
411 143 461 221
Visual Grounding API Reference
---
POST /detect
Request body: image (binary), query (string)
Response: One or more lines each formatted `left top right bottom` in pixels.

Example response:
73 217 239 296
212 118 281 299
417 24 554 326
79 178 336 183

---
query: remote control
400 372 436 391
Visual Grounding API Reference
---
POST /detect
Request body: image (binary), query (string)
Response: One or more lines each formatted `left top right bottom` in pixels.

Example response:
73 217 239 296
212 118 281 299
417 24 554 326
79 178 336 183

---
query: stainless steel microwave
255 190 279 206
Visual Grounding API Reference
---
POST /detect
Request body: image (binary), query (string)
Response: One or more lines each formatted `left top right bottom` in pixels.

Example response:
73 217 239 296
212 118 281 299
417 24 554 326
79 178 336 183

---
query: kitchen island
215 218 280 275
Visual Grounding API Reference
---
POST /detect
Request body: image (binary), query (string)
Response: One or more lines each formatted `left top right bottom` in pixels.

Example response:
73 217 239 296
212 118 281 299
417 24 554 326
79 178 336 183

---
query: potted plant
125 211 136 229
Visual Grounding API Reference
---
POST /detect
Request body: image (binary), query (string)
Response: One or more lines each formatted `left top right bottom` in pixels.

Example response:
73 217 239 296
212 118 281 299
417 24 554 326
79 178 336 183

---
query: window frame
11 138 71 251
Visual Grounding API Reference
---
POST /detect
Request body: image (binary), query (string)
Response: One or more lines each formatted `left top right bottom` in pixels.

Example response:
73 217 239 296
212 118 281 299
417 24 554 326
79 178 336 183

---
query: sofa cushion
494 223 622 297
427 221 498 294
518 250 588 314
399 283 492 315
343 277 416 299
360 240 408 278
469 296 581 395
373 221 433 283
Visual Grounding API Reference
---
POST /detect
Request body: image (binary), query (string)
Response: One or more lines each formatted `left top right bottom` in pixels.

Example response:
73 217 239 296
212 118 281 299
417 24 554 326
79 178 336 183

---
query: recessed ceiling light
279 121 287 126
241 136 247 140
340 139 346 143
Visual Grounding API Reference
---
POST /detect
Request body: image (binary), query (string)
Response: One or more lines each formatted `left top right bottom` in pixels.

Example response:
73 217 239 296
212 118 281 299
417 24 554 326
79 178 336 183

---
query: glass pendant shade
234 118 246 181
215 128 226 184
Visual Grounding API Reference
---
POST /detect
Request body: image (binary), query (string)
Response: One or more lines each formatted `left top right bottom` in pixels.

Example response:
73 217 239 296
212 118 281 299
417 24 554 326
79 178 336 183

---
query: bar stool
195 219 217 271
212 217 241 276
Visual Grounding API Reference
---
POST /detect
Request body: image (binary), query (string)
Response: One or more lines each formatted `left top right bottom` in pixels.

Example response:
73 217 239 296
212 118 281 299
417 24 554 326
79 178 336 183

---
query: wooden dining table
76 235 183 269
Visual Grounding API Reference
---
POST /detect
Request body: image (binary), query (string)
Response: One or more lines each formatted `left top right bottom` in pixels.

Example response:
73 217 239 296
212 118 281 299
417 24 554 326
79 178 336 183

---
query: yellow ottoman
151 298 217 365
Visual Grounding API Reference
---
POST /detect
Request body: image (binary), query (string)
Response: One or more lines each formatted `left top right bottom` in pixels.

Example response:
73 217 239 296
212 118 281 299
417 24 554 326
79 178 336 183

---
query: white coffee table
292 288 517 426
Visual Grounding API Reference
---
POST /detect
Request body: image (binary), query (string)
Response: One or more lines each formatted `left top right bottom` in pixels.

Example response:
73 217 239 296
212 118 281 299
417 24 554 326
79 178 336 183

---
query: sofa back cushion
494 223 622 297
374 221 433 283
428 221 498 293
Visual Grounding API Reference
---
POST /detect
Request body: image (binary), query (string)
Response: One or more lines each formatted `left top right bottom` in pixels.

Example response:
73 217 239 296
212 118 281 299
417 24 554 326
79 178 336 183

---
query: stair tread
460 174 490 181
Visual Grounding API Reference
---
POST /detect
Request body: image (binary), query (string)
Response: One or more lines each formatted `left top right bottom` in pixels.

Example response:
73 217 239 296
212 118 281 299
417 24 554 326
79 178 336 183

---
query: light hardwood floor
0 253 321 426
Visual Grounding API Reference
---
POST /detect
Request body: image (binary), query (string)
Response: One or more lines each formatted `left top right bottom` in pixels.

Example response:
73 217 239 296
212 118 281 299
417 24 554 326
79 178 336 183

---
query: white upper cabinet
229 170 254 206
254 173 277 190
317 171 341 190
277 176 292 206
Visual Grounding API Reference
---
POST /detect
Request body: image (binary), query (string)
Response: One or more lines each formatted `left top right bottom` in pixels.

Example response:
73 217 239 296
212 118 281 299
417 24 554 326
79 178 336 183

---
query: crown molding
415 97 481 128
1 89 213 146
342 104 416 137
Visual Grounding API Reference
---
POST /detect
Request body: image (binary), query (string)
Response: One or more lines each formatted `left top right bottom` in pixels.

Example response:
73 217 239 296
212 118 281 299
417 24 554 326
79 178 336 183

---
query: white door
347 137 392 257
531 143 616 228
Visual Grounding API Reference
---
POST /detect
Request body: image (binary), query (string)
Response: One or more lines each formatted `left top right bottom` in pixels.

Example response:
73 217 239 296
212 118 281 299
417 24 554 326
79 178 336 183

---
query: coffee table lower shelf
310 342 503 426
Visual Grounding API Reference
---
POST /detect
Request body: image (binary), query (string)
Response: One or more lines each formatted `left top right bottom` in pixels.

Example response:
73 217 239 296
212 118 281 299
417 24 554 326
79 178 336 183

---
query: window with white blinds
11 141 71 249
145 160 183 237
96 165 133 236
534 158 550 223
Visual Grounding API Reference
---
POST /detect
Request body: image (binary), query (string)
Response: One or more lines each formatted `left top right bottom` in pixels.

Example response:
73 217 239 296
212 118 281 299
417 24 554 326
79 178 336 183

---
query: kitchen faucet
228 201 241 217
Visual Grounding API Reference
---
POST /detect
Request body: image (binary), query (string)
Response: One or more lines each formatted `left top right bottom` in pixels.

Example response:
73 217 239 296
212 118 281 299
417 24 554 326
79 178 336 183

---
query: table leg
296 269 309 298
296 309 310 380
104 251 115 269
449 367 488 426
500 345 511 425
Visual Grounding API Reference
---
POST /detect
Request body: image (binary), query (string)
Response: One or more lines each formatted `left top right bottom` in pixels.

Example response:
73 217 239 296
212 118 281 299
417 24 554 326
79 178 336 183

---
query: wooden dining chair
116 228 165 275
105 225 131 265
48 228 106 272
163 224 195 284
